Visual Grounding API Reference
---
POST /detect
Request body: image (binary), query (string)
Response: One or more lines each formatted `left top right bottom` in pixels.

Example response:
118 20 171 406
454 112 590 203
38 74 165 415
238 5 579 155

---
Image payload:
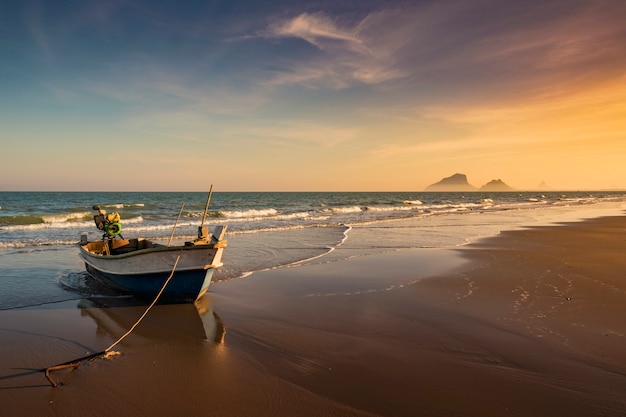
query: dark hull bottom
85 264 214 303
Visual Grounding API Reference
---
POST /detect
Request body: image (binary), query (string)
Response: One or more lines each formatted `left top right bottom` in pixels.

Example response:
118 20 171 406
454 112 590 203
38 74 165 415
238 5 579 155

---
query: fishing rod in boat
199 184 214 240
168 202 185 247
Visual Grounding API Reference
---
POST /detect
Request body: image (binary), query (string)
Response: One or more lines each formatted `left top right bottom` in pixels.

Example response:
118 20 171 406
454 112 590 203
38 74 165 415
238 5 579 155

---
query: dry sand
1 215 625 416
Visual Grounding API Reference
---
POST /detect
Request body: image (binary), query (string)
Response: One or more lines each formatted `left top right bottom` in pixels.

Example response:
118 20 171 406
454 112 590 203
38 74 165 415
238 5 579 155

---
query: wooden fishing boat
78 203 227 303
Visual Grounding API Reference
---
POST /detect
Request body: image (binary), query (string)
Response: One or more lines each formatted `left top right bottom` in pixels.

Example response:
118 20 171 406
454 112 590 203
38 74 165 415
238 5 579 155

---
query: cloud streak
268 13 362 49
255 1 626 101
261 12 407 88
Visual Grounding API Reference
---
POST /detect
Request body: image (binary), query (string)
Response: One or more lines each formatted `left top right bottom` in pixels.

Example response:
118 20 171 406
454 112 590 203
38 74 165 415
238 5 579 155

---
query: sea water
1 191 625 310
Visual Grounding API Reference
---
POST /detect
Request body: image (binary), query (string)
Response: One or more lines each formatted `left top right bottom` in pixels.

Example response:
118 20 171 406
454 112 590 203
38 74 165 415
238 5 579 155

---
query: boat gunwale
78 240 224 261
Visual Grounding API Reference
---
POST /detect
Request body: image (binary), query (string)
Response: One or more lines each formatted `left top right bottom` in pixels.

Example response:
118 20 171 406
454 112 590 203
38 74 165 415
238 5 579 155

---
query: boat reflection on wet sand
78 295 226 345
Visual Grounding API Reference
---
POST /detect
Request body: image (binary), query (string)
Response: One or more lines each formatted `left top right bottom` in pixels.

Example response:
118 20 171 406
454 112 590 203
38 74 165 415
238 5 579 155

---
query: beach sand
1 215 625 416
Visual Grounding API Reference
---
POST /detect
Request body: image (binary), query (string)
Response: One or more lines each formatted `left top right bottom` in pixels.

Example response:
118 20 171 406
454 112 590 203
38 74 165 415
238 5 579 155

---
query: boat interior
83 238 164 255
81 225 227 256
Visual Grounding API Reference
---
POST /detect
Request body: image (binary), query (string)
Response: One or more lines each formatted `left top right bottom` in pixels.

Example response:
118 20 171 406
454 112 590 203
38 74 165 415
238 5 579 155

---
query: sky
1 0 625 191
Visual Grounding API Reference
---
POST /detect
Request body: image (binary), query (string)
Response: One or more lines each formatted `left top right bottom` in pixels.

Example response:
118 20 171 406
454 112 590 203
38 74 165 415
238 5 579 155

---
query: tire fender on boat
105 222 122 237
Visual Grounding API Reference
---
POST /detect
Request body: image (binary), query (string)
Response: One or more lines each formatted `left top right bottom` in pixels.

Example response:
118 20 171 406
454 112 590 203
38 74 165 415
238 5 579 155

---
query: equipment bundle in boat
92 205 123 238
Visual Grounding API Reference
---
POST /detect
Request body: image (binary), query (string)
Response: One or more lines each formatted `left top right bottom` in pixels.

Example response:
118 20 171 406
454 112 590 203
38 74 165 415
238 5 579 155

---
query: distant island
425 173 477 191
535 181 552 191
425 173 514 191
480 179 514 191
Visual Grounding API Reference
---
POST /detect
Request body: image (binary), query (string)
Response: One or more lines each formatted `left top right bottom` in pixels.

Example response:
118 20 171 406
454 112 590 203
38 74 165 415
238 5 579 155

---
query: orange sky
2 0 625 191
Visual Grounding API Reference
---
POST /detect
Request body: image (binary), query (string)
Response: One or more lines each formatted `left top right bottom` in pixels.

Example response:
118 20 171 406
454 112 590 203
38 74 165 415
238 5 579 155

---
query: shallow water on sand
1 195 625 311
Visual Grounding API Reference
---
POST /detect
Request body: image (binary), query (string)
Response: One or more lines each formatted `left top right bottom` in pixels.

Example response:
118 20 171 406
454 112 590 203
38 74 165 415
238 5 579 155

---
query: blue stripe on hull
86 264 214 302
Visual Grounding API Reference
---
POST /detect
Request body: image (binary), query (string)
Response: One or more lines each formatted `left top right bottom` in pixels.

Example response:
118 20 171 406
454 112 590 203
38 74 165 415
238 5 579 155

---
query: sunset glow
2 0 625 191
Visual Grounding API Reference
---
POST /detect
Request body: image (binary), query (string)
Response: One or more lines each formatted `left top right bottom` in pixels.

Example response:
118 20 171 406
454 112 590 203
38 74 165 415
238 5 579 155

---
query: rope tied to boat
43 255 181 387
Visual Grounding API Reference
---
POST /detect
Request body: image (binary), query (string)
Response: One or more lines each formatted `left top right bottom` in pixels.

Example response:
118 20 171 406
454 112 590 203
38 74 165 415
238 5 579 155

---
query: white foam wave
558 197 597 204
274 212 311 221
0 239 78 249
223 223 348 236
102 203 145 210
122 218 192 233
203 209 313 224
365 205 420 213
4 220 91 232
421 202 481 211
403 200 423 205
3 214 144 232
220 208 279 219
103 203 145 209
323 206 363 214
307 215 331 221
114 215 144 225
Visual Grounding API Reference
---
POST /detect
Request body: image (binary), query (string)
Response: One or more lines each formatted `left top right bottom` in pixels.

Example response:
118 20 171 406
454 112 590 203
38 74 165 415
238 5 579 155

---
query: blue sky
2 0 626 191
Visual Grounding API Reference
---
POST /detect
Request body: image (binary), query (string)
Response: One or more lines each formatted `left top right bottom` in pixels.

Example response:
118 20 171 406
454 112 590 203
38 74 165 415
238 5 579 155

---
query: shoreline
1 214 625 416
211 214 626 417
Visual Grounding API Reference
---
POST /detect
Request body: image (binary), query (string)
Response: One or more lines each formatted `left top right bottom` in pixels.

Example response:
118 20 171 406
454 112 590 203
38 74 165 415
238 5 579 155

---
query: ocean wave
121 218 195 233
191 208 314 223
209 208 280 219
0 214 46 226
403 200 423 205
307 215 331 221
1 211 94 228
322 206 364 214
2 191 624 251
421 202 482 211
41 211 94 224
1 214 144 231
0 239 79 249
365 205 420 213
558 196 598 203
103 203 145 209
210 211 312 225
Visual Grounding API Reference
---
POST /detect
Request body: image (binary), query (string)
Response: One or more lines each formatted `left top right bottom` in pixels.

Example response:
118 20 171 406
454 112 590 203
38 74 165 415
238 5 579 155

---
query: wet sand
1 215 626 416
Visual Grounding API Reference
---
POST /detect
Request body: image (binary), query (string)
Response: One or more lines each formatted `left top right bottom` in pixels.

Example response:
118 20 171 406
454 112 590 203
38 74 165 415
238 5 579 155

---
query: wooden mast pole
167 202 185 247
198 185 214 240
201 184 214 229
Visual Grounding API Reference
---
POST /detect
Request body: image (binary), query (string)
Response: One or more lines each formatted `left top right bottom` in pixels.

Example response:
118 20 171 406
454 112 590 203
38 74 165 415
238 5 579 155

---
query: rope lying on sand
43 255 181 387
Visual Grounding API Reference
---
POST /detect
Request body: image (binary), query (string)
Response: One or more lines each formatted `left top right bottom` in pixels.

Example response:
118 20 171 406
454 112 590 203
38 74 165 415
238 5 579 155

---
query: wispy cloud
256 1 626 94
260 12 407 89
267 12 362 50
